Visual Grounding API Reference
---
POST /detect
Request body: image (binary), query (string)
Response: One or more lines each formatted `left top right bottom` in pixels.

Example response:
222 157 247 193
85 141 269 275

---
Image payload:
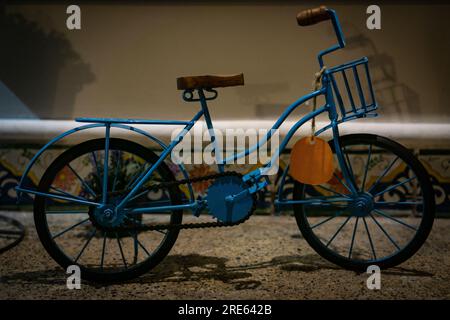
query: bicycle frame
16 8 362 215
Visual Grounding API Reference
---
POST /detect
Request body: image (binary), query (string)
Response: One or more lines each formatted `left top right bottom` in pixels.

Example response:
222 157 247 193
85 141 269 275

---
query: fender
15 121 194 202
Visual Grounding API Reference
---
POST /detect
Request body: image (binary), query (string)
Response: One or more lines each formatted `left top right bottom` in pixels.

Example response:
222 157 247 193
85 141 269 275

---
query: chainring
205 174 255 223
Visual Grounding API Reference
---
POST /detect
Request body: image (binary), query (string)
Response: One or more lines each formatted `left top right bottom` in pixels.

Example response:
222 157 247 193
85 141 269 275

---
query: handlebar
296 6 346 66
296 6 330 26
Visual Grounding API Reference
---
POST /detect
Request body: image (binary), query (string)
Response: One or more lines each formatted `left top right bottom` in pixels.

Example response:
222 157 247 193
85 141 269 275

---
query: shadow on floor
131 253 340 290
0 253 336 289
0 252 433 291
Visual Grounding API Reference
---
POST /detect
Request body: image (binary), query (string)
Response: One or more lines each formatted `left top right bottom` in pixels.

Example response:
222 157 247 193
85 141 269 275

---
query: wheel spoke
316 184 351 198
332 172 352 194
127 200 176 212
311 210 346 229
116 233 128 269
126 180 170 203
343 146 356 186
124 162 150 192
375 201 422 206
74 229 96 263
36 189 99 206
102 129 111 204
67 163 97 198
373 209 417 231
363 217 376 260
128 189 151 203
91 151 102 181
375 201 422 207
369 213 400 250
374 176 417 197
305 203 348 209
304 196 353 202
326 215 352 247
133 232 139 264
128 231 151 257
49 186 88 202
361 144 372 192
100 232 107 270
52 218 90 239
127 216 167 235
112 151 122 193
367 156 399 193
46 210 88 215
348 217 359 258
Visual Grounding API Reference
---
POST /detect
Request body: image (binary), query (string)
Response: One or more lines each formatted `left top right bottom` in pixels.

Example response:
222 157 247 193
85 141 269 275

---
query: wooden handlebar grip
296 6 330 26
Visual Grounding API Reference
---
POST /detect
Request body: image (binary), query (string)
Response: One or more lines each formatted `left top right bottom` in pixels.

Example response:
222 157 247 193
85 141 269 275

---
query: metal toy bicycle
16 7 435 282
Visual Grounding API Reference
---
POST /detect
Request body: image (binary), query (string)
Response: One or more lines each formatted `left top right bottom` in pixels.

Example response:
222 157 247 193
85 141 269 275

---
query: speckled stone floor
0 211 449 299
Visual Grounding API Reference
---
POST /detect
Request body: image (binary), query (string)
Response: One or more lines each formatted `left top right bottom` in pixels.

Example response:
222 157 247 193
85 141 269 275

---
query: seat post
197 89 224 173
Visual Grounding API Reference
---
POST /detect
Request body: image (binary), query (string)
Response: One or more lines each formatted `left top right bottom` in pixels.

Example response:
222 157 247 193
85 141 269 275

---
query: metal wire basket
327 57 378 122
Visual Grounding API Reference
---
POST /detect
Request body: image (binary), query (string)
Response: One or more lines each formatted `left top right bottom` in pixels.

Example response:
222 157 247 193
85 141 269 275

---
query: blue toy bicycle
16 6 435 282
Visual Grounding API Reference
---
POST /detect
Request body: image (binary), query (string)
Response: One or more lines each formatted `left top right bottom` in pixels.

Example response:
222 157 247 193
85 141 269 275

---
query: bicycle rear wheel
293 134 435 270
34 138 183 282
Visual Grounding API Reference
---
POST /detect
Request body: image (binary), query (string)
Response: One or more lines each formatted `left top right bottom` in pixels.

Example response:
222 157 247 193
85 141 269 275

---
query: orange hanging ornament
290 66 335 185
290 136 334 185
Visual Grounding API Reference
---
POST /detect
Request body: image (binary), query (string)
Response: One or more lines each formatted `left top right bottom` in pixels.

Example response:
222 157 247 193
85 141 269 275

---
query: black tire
34 138 183 282
293 134 435 270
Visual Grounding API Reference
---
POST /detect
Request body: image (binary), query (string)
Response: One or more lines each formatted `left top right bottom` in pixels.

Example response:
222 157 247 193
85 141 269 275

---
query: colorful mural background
0 145 449 214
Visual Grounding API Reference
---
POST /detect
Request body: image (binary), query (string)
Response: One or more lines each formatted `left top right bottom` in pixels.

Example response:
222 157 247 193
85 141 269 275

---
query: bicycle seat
177 73 244 90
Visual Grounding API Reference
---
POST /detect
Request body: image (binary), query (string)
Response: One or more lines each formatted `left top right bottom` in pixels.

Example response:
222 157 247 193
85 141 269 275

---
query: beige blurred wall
4 2 450 123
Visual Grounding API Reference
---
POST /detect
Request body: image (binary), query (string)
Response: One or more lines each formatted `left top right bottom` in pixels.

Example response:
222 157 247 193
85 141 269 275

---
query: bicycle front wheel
293 134 435 270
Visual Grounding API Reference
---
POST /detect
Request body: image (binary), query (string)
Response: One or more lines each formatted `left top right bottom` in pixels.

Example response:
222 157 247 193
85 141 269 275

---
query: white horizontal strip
0 119 449 148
